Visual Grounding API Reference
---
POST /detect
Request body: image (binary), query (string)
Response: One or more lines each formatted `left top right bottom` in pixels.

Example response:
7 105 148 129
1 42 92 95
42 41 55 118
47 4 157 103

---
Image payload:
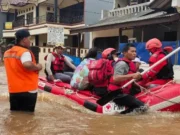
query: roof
150 0 172 10
10 0 29 7
0 0 29 9
71 10 180 34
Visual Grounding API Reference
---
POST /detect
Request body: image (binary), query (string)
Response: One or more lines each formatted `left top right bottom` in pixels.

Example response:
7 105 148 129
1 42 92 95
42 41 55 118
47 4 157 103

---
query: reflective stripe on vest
4 46 38 93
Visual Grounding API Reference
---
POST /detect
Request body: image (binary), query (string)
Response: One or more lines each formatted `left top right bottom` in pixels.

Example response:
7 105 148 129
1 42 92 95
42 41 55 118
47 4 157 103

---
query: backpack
88 59 113 87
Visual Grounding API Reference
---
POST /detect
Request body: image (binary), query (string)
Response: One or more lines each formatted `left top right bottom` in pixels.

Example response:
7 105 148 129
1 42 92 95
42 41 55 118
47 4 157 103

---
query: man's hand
132 72 142 80
49 75 55 82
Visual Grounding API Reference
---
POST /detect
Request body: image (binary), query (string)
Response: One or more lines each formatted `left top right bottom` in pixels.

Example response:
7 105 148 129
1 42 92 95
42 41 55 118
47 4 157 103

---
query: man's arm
142 53 167 80
113 61 141 83
64 57 76 70
45 53 53 75
21 52 42 71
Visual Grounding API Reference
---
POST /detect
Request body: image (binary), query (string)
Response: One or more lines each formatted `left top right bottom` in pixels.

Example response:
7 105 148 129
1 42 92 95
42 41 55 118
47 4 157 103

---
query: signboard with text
47 27 64 45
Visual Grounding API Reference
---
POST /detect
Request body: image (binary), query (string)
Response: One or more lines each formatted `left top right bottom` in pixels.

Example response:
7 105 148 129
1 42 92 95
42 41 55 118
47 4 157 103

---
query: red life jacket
108 58 137 94
45 52 65 75
88 58 114 87
149 50 174 79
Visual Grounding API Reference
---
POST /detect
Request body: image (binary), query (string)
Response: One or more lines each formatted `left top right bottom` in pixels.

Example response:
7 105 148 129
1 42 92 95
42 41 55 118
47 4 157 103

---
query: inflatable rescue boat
38 77 180 114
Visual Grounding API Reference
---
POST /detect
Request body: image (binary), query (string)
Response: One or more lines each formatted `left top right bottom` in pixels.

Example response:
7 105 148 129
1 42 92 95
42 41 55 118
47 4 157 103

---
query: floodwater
1 66 180 135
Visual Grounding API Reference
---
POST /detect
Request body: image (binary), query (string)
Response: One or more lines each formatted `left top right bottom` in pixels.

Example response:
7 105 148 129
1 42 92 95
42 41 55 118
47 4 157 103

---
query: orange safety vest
4 46 38 93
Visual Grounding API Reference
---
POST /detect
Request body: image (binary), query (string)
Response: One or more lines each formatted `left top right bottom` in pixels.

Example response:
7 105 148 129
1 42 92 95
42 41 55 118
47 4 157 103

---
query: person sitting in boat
70 48 98 90
88 48 119 97
107 44 146 114
45 43 76 83
89 45 146 114
138 38 174 88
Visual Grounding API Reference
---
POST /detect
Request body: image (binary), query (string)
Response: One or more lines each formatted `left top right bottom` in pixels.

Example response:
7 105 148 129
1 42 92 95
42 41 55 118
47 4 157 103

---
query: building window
27 12 33 25
47 7 50 11
14 15 25 27
46 12 54 22
59 2 84 24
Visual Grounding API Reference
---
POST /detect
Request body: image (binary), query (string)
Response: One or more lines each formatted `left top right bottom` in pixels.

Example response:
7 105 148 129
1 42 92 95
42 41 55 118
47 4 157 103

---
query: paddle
97 47 180 106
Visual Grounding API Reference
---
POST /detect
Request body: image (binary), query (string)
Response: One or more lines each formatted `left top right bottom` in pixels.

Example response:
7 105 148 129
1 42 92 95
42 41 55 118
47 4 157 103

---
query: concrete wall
30 36 36 46
39 5 47 17
84 0 113 48
39 34 47 46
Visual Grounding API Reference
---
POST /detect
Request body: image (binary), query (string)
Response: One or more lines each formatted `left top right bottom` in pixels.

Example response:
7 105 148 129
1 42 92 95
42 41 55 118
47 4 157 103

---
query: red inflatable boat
38 77 180 114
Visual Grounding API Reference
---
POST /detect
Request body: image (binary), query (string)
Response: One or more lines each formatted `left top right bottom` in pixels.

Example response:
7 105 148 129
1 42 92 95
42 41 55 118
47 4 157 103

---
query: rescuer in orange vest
3 29 42 112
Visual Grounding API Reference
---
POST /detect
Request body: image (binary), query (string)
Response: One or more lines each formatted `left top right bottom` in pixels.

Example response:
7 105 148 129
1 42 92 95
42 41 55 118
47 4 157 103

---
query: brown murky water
1 67 180 135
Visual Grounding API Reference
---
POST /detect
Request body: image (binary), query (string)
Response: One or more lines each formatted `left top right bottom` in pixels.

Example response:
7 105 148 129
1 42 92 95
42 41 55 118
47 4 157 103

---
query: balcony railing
11 14 84 28
108 2 151 18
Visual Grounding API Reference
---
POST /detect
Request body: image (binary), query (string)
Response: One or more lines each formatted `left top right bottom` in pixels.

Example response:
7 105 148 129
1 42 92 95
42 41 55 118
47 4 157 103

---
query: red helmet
164 46 173 53
146 38 162 50
102 48 116 59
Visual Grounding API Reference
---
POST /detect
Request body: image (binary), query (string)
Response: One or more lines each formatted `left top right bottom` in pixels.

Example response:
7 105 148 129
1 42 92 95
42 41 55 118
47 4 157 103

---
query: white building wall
39 34 47 46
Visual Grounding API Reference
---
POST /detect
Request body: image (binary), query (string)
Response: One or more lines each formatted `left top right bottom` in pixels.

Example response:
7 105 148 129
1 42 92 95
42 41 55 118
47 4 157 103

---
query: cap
15 29 30 39
55 43 66 49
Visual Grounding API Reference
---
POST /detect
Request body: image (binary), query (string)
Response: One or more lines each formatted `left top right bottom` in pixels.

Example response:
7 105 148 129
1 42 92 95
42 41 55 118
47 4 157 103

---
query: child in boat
70 47 98 90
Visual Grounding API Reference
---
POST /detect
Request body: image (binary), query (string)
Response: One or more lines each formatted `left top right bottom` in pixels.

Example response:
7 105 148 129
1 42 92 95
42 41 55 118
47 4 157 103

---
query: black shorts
9 92 37 112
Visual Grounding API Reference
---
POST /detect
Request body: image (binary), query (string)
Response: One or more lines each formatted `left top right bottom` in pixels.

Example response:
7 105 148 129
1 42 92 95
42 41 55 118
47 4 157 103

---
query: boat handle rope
134 80 180 105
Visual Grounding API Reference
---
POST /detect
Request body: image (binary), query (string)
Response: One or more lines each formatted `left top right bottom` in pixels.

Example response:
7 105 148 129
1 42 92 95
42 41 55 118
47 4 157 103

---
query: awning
71 11 180 34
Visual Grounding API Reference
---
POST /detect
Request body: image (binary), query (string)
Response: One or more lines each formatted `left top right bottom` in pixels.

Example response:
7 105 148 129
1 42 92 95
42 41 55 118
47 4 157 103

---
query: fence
39 47 89 66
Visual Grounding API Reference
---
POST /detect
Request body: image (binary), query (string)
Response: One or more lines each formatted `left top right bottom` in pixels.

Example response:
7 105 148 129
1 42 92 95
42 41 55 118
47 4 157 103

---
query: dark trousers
9 92 37 112
93 87 109 97
94 87 145 113
113 94 144 109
